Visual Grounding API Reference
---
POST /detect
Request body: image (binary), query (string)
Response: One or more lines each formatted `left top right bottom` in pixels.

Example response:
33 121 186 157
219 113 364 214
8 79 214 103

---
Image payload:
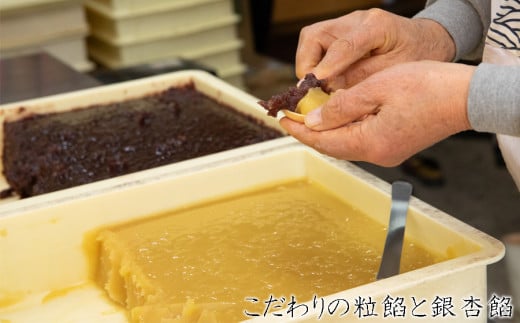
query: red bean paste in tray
2 84 282 198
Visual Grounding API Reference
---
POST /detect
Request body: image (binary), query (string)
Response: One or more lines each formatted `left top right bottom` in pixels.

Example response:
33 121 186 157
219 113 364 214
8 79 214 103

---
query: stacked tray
85 0 246 87
0 0 92 71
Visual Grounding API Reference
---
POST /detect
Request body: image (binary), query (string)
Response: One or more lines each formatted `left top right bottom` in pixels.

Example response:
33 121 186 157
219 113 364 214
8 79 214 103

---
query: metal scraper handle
377 181 413 280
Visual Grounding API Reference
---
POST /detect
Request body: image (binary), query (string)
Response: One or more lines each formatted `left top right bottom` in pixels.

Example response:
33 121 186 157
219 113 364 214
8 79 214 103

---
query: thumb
304 86 379 131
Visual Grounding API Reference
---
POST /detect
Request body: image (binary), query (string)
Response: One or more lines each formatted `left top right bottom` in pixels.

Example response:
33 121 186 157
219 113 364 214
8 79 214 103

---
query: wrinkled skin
295 9 456 89
282 9 475 167
281 61 474 167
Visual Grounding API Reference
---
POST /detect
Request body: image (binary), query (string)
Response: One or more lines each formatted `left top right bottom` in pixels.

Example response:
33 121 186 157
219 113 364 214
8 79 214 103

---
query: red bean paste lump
258 73 330 117
2 84 282 198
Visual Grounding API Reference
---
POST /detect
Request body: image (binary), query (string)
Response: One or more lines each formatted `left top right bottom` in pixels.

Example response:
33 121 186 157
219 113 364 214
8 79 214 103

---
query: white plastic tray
0 140 505 322
87 0 224 18
85 0 235 43
0 70 284 202
87 16 241 68
0 0 79 13
1 35 92 72
183 40 243 70
0 0 87 50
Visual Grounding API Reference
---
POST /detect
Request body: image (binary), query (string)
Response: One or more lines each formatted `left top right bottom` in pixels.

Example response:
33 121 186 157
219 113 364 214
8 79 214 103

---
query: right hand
295 8 456 89
281 60 475 167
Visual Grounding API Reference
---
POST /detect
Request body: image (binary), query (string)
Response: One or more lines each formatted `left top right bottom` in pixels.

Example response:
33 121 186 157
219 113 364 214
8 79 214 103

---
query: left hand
295 9 456 89
280 61 476 167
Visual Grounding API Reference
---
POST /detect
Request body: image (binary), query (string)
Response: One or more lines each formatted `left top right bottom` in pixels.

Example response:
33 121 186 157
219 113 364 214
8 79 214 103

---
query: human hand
280 61 475 167
296 9 456 89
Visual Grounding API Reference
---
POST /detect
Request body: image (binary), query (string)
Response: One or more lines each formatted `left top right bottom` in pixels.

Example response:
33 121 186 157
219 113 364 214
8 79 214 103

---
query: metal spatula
377 181 413 280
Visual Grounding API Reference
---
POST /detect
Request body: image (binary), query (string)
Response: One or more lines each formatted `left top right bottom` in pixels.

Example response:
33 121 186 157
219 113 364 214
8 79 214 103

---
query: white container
0 0 91 70
503 233 520 311
183 40 243 70
182 39 246 87
219 64 247 89
1 34 93 72
0 0 74 12
0 139 505 323
87 15 241 68
87 0 217 17
0 0 87 50
85 0 235 43
0 70 284 202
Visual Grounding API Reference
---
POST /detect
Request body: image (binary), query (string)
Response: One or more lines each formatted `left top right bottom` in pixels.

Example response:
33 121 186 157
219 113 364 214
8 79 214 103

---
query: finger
311 30 374 80
280 117 368 161
299 9 405 82
295 22 337 79
337 51 403 88
279 117 315 142
304 86 380 131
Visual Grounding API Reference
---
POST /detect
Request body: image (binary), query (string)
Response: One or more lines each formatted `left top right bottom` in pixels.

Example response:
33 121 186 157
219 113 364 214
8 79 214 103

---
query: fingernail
304 107 322 128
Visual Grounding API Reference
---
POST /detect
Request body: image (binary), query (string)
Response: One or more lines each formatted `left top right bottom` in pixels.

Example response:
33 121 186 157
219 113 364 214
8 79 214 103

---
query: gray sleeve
413 1 519 136
468 64 520 136
414 0 490 62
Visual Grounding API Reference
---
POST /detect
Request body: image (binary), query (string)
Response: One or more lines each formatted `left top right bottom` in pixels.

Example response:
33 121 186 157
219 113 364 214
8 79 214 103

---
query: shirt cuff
414 0 483 61
468 63 520 136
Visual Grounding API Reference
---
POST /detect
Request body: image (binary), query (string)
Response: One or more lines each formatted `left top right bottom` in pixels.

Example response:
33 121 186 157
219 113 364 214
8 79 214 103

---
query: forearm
414 0 490 61
468 64 520 136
